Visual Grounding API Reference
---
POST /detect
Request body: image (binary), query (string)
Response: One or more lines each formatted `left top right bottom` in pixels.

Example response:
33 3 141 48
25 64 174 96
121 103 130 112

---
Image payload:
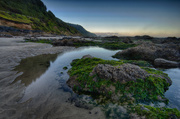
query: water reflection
12 46 180 117
14 47 180 111
13 54 58 86
18 47 120 102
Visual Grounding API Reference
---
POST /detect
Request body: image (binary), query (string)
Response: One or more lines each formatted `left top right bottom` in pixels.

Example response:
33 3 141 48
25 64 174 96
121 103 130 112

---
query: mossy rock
131 104 180 119
67 55 180 118
25 39 52 44
67 55 171 104
63 66 68 70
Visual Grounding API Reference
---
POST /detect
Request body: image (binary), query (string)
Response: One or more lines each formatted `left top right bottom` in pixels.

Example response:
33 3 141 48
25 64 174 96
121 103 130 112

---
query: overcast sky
42 0 180 37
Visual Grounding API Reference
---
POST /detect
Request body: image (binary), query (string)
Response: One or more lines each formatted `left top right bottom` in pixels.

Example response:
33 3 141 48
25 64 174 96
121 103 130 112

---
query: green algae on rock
25 39 53 44
131 104 180 119
67 55 171 104
121 60 152 67
52 38 137 50
63 66 68 70
66 55 180 118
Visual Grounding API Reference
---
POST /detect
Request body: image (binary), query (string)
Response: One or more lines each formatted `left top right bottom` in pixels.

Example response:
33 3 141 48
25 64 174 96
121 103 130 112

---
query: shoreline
0 37 179 118
0 37 76 71
0 37 105 119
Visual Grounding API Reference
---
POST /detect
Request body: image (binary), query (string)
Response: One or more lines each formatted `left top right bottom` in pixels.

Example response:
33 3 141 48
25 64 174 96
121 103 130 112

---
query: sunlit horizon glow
42 0 180 37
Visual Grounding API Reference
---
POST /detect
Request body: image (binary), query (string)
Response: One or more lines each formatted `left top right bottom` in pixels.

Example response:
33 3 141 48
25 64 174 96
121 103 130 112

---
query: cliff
0 0 94 37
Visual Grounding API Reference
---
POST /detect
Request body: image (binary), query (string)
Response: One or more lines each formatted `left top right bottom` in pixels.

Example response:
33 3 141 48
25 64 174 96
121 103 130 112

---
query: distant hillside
68 23 97 37
0 0 93 36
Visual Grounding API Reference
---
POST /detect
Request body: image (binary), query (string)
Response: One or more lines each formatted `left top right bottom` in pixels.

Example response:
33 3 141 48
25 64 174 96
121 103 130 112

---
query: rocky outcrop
134 35 153 40
0 33 12 37
82 55 94 59
52 39 88 46
113 42 180 63
90 64 148 83
67 76 79 90
113 43 158 61
0 26 42 36
122 37 133 44
89 63 171 85
67 55 172 104
67 23 97 37
154 58 179 68
0 18 32 30
162 37 180 44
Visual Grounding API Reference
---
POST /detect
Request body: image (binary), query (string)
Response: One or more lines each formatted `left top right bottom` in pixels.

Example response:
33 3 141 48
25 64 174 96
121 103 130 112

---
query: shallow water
13 46 124 118
14 46 180 118
13 54 58 86
164 68 180 110
17 47 120 102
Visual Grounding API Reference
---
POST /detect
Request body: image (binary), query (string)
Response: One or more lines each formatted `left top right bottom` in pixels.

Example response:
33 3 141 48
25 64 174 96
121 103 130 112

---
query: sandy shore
0 37 104 119
0 37 76 72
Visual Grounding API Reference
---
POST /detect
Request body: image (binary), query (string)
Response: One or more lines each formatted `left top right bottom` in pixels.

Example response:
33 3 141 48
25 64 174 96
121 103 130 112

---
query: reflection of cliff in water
12 54 58 86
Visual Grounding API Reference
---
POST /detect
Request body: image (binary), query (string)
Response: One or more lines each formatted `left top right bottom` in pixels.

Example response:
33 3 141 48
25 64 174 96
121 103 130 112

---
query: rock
157 95 167 102
140 106 150 111
122 37 133 44
135 35 153 40
74 100 94 110
0 34 13 37
113 43 180 63
0 26 42 36
162 37 180 44
113 43 158 61
67 57 172 103
154 58 179 68
67 96 94 110
169 114 178 119
90 63 148 83
90 63 172 85
104 36 119 39
66 75 80 89
63 66 68 70
82 55 94 59
129 113 145 119
153 74 172 86
52 38 88 46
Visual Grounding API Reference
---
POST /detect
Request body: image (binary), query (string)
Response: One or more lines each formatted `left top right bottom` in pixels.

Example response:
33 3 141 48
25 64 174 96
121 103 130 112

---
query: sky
41 0 180 37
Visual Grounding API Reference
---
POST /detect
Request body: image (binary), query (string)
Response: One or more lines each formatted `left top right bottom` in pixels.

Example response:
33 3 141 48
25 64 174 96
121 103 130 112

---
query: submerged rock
154 58 179 68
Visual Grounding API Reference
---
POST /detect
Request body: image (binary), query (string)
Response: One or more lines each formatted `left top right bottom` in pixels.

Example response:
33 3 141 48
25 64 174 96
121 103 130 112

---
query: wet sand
0 37 105 119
